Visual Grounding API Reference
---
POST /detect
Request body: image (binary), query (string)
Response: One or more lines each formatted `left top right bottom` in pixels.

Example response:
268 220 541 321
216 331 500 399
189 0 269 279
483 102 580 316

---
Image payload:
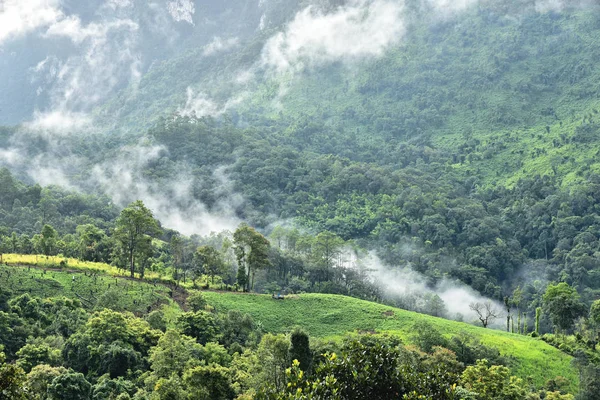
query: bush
187 292 207 312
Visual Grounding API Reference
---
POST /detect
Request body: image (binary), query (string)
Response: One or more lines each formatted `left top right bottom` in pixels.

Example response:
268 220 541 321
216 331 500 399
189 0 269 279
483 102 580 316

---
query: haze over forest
2 0 600 398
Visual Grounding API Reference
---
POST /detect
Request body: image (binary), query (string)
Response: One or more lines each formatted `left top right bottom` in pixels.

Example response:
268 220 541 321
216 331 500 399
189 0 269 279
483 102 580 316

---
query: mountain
2 0 600 297
3 1 600 397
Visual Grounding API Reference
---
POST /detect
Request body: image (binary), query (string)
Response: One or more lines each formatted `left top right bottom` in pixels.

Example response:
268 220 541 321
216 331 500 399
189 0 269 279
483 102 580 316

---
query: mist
90 143 243 236
2 0 599 239
363 253 505 327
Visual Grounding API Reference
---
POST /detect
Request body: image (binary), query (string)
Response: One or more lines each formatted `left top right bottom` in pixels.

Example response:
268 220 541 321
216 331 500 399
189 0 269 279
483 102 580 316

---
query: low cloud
261 0 405 75
25 110 92 134
364 253 504 326
91 143 243 236
167 0 195 24
0 0 63 45
178 88 247 119
36 15 141 126
203 36 240 56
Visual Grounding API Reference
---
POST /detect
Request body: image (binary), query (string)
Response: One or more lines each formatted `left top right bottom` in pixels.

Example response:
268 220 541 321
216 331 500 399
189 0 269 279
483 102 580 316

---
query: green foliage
146 310 167 332
26 364 68 400
258 336 460 400
289 327 311 372
219 310 257 348
63 309 160 378
176 311 219 345
412 321 448 353
91 375 137 400
202 291 577 389
148 330 203 379
47 371 92 400
543 283 586 333
186 291 207 312
194 245 226 284
460 359 527 400
234 224 271 292
0 349 28 399
183 364 235 400
114 200 161 278
16 343 61 373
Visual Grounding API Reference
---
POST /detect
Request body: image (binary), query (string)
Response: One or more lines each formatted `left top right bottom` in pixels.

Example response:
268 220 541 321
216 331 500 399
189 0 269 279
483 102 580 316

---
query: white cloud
533 0 594 12
0 147 21 166
426 0 479 13
167 0 195 24
105 0 133 10
91 143 243 236
25 110 92 134
178 88 247 119
28 14 140 131
202 36 240 56
0 0 63 44
27 154 80 191
261 0 405 75
365 253 504 325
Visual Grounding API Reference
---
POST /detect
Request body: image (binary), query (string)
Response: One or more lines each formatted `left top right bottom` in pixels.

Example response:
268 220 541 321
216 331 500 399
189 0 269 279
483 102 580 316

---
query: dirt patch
383 310 395 317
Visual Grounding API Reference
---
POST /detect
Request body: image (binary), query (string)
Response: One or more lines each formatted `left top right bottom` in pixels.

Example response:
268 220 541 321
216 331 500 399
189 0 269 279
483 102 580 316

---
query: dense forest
3 0 600 398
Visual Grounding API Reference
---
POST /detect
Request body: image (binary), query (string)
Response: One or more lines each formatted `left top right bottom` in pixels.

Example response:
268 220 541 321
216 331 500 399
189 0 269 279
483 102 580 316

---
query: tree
176 311 219 345
187 292 207 312
543 282 586 334
469 301 499 328
40 224 57 256
183 364 235 400
16 343 61 373
170 234 185 281
236 264 248 291
114 200 161 278
504 296 511 333
47 371 91 400
460 359 527 399
76 224 110 263
91 376 136 400
233 224 270 292
512 285 524 334
309 231 345 285
148 329 204 379
426 294 447 318
135 235 154 279
289 327 311 372
535 307 542 336
0 348 27 399
195 245 226 284
26 365 68 400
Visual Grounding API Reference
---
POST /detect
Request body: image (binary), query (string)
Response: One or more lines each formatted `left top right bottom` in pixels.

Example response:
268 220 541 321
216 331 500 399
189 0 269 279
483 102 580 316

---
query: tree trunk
129 248 135 278
247 265 251 292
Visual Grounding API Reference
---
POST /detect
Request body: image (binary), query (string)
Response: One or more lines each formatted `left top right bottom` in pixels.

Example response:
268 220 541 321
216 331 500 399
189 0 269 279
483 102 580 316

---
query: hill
202 291 578 390
0 254 579 392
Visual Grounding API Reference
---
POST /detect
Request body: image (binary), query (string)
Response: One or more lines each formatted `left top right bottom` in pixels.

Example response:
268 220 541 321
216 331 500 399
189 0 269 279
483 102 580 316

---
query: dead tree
470 301 499 328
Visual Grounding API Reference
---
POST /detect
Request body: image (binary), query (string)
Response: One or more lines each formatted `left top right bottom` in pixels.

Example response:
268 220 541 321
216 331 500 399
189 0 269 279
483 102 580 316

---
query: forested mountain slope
2 0 600 307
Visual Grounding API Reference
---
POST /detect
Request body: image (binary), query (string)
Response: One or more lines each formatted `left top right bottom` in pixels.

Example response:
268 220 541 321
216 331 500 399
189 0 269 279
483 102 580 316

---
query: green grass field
203 291 578 391
0 264 180 320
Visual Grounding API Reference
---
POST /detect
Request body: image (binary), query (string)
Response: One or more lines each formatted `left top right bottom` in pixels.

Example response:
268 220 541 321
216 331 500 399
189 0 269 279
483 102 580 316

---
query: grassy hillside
0 253 580 391
0 260 182 324
203 291 577 390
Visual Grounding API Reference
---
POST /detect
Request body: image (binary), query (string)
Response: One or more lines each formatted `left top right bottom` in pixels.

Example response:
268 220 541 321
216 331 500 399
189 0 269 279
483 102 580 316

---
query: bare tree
470 301 499 328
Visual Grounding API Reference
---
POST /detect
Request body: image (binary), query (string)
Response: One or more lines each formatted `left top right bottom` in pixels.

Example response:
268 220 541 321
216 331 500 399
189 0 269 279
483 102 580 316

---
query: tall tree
543 282 586 334
40 224 57 256
114 201 161 278
233 224 270 292
194 245 226 284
